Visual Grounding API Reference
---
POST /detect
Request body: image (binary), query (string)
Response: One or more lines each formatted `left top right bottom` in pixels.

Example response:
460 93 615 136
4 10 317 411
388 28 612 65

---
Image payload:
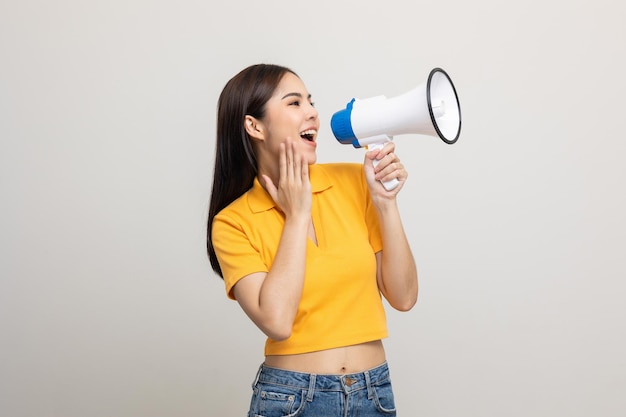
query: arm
365 142 418 311
232 140 311 340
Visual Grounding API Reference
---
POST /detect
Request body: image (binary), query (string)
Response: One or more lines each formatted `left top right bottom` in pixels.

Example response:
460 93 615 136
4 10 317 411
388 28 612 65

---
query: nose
306 102 318 120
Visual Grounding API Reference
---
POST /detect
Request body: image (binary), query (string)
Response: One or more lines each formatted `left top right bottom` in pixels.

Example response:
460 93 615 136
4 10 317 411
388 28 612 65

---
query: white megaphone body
331 67 461 190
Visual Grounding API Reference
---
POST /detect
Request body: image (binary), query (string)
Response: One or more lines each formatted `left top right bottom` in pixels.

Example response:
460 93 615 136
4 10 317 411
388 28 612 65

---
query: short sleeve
212 213 269 300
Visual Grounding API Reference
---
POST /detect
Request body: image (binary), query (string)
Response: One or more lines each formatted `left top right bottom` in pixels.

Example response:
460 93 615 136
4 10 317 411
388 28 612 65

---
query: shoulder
314 162 365 187
316 162 362 175
319 162 366 185
213 189 254 229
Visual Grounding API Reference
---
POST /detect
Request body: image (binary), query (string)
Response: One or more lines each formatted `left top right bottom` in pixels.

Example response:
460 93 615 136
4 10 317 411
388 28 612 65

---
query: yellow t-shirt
212 163 387 355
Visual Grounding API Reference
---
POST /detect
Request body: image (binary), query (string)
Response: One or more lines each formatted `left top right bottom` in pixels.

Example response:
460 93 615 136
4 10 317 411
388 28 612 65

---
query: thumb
365 147 381 163
363 151 376 178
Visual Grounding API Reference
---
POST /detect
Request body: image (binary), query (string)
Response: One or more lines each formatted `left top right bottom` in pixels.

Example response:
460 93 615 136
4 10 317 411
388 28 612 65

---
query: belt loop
252 364 263 388
364 370 374 400
306 374 316 402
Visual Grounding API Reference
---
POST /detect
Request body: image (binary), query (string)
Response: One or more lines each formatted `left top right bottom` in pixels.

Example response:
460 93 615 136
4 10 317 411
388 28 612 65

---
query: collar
248 164 333 213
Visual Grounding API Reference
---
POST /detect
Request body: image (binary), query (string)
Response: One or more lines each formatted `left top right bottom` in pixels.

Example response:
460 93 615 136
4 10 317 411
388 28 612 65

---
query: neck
256 165 278 191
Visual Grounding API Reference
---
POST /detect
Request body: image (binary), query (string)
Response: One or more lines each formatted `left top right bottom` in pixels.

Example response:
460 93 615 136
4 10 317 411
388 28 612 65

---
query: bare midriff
263 340 386 375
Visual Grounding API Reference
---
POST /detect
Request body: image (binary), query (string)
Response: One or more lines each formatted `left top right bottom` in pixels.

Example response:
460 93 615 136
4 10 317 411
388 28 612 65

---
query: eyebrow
281 92 312 100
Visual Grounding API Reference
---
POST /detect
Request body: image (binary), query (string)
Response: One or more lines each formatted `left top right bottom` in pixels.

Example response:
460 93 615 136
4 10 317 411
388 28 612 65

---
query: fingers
375 155 405 181
372 144 405 180
278 142 287 182
285 138 293 181
281 138 299 183
300 151 309 180
365 143 408 193
366 141 395 160
270 138 312 215
278 138 306 184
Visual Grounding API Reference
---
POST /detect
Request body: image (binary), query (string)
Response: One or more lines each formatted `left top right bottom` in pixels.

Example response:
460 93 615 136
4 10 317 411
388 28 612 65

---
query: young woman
207 63 417 416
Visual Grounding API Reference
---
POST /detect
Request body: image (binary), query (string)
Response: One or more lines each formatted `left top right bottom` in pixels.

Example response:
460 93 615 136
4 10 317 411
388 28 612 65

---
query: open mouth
300 129 317 142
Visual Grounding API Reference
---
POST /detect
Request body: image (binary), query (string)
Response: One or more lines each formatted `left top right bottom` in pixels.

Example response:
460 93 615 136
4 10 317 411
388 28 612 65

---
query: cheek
268 124 293 143
302 144 317 164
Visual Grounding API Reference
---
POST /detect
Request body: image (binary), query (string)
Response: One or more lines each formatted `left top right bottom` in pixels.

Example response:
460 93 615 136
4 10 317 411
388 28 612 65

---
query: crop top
212 163 388 355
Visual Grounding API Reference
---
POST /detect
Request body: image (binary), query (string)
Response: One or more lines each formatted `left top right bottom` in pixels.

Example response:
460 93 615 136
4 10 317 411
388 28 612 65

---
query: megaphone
331 67 461 190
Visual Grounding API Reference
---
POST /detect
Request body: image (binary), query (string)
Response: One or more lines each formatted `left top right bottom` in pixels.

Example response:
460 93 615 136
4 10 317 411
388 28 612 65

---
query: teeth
300 129 317 136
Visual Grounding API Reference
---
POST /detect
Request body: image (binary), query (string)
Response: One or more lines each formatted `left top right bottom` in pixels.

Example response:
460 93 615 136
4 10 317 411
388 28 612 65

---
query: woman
207 63 417 416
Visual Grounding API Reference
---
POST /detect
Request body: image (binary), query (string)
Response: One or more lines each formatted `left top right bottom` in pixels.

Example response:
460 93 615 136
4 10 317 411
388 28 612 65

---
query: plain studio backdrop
1 1 624 416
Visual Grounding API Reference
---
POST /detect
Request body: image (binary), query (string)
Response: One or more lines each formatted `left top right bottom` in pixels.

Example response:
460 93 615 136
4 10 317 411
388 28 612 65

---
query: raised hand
364 142 408 202
262 138 312 219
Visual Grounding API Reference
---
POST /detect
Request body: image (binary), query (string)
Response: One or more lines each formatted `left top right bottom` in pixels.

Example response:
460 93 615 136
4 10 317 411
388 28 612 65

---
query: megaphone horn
330 67 462 190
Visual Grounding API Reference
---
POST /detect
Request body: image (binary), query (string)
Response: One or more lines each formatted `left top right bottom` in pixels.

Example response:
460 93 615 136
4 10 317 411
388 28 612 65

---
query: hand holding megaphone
331 68 462 190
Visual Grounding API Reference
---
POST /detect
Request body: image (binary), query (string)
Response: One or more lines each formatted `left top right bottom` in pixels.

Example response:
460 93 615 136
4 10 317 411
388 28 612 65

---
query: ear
244 115 265 141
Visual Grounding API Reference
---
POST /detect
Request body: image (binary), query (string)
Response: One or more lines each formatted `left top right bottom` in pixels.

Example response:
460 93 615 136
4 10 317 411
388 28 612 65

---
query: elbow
391 287 418 312
262 317 294 341
266 326 292 342
393 294 418 312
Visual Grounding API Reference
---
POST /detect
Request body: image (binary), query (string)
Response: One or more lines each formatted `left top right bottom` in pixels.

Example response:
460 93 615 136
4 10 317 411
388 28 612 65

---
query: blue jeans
247 362 396 417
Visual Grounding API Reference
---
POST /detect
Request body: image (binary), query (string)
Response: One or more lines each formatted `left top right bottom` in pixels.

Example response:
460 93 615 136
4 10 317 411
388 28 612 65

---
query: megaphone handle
369 142 400 191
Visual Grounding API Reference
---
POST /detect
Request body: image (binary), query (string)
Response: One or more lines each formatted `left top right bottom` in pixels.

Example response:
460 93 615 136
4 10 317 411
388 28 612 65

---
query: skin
234 72 418 374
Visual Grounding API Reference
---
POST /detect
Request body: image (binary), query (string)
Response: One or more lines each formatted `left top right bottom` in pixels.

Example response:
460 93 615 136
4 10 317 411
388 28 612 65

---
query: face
248 72 320 167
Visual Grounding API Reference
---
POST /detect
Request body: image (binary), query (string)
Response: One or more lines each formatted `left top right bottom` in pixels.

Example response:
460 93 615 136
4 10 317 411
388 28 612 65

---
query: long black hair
207 64 297 278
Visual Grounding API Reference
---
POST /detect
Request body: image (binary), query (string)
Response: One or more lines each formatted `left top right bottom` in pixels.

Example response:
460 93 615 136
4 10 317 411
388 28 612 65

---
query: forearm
376 201 418 311
256 214 309 339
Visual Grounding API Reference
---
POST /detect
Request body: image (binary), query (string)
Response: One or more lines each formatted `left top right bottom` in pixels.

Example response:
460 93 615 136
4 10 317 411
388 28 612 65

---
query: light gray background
1 1 625 416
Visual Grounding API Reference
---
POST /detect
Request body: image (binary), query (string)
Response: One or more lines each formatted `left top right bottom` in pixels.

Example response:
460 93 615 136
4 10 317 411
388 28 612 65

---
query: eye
289 100 301 106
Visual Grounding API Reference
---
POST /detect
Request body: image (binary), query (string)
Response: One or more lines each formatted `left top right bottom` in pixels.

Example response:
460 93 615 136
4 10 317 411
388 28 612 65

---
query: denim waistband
253 361 390 396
